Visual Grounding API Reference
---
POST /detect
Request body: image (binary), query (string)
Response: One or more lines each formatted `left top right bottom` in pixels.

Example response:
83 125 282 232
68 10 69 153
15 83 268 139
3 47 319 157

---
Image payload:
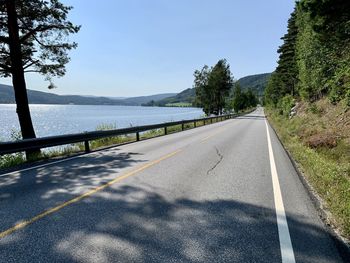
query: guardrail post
210 118 213 124
84 140 90 153
164 126 168 135
194 121 197 128
136 132 140 141
181 123 184 131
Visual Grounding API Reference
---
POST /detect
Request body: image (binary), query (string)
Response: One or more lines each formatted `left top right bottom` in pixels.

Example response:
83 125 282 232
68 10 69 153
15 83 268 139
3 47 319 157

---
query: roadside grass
0 130 26 169
265 99 350 239
0 152 25 169
140 129 164 140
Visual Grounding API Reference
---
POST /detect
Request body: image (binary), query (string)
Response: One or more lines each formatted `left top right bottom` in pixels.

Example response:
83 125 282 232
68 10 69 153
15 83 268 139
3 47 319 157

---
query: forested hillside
144 73 270 107
264 0 350 239
237 73 271 96
265 0 350 109
143 88 195 107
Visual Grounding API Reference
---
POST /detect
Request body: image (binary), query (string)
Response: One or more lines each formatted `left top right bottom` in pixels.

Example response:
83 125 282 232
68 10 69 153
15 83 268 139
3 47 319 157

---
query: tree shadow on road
0 150 146 230
0 184 342 263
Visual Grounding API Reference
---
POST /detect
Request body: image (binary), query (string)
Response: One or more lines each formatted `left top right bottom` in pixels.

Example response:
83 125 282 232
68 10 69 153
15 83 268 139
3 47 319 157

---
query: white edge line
265 119 296 263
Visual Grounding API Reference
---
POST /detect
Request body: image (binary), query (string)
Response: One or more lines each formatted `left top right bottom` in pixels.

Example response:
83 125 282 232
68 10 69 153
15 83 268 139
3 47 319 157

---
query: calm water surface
0 104 204 141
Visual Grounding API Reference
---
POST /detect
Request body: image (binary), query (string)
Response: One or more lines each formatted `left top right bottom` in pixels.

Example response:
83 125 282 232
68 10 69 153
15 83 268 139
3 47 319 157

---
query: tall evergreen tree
265 0 350 108
265 9 299 104
298 0 350 103
276 9 299 96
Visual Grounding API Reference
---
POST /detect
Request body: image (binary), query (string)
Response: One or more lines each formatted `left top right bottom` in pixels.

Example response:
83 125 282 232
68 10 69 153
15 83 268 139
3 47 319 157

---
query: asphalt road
0 108 346 262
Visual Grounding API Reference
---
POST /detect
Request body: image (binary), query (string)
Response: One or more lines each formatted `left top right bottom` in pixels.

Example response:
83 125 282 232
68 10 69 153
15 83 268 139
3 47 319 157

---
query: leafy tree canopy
0 0 80 84
265 0 350 108
194 59 233 115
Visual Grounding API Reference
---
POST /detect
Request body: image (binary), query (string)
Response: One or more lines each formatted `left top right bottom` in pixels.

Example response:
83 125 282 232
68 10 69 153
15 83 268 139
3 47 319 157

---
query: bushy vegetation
266 100 350 238
194 59 234 115
237 73 271 97
194 59 258 115
0 130 25 169
264 0 350 239
265 0 350 106
230 84 259 113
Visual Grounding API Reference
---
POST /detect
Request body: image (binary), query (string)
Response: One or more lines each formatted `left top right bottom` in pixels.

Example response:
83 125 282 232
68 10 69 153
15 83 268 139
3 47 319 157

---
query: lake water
0 104 204 141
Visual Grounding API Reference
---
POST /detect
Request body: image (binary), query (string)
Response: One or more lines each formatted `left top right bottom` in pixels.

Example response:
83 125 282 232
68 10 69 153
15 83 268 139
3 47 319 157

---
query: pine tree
0 0 80 158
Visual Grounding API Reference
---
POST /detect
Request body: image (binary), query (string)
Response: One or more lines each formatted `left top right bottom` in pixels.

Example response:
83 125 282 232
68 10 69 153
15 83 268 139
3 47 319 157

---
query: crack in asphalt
207 146 223 175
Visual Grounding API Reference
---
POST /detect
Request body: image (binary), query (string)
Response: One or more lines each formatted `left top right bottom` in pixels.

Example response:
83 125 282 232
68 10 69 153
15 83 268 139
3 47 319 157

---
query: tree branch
24 69 41 73
20 24 66 43
23 59 39 69
0 63 11 71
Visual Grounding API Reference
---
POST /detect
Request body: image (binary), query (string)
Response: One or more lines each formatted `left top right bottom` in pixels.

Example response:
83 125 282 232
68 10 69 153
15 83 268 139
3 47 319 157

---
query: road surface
0 108 346 262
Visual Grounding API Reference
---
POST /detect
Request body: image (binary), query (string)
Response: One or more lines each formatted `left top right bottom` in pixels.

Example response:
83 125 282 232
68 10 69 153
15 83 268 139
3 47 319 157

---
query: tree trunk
6 0 40 159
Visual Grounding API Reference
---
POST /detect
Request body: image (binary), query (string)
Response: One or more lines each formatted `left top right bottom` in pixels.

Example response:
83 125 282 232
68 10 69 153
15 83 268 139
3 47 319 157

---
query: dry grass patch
266 98 350 239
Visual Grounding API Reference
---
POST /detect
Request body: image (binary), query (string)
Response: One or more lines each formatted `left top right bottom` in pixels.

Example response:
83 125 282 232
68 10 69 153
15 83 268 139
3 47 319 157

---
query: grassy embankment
266 99 350 239
0 118 219 170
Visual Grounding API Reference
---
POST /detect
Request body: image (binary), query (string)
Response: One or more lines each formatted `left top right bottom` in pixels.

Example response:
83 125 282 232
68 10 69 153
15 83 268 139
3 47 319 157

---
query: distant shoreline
0 103 200 108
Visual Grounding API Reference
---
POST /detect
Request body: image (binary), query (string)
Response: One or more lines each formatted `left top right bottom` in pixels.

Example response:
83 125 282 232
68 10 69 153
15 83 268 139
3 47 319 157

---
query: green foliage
194 59 233 115
266 107 350 238
278 95 295 117
236 73 271 97
0 0 80 82
90 123 126 149
265 0 350 108
0 130 25 169
231 84 258 113
264 8 298 106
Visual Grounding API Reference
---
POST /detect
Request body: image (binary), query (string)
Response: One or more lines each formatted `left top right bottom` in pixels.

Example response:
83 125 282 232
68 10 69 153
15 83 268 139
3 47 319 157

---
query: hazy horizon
0 1 295 97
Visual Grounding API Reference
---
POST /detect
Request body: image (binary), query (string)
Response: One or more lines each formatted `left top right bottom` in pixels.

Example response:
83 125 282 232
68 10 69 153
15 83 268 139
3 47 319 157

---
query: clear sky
1 0 295 97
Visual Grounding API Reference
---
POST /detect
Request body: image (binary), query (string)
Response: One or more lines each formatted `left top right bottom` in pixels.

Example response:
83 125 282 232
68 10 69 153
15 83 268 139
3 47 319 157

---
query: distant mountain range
0 84 175 106
143 73 271 107
0 73 270 107
143 88 196 107
237 73 271 96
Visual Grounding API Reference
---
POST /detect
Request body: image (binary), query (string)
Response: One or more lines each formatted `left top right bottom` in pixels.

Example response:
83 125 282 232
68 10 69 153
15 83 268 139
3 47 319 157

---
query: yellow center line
200 128 227 143
0 149 182 239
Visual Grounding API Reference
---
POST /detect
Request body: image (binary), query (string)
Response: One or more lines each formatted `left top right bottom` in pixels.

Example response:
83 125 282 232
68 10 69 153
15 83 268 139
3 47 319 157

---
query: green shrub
0 130 25 169
277 95 295 116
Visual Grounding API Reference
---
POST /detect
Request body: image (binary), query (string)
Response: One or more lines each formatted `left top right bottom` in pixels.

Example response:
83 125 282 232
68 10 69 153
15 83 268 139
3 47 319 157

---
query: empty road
0 108 346 262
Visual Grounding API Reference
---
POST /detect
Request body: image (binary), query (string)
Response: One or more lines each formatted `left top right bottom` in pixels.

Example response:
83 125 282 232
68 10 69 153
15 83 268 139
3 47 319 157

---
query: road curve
0 108 345 262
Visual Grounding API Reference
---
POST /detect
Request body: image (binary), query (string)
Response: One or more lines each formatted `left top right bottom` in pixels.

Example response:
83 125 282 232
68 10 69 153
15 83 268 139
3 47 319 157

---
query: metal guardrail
0 113 243 155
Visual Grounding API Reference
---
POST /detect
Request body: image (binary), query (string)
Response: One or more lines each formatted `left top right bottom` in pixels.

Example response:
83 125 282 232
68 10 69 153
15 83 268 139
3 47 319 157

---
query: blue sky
1 0 295 97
